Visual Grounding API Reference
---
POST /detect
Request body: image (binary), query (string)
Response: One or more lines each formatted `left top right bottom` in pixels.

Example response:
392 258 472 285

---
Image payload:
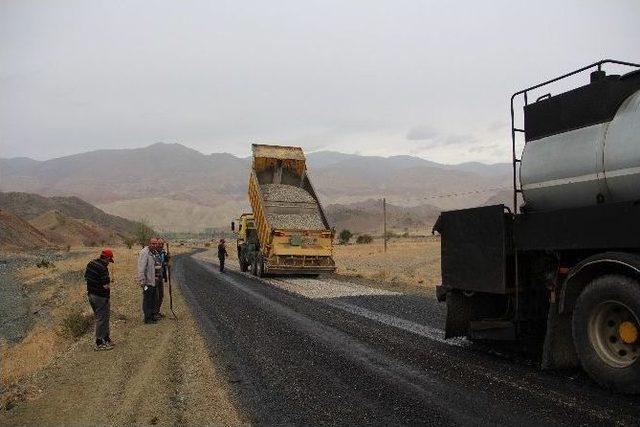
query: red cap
101 248 115 263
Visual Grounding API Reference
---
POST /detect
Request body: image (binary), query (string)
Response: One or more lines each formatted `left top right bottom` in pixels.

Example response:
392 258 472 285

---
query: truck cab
233 213 258 272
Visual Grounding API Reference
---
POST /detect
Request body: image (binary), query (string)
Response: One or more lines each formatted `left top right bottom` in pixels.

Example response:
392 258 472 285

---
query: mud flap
445 291 470 339
541 302 579 369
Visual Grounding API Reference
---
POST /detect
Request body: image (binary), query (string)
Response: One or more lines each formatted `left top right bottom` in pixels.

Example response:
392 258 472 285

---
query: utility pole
383 197 387 253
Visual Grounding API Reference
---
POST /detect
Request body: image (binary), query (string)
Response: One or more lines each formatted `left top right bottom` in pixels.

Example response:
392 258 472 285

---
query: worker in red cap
84 248 115 350
218 238 228 272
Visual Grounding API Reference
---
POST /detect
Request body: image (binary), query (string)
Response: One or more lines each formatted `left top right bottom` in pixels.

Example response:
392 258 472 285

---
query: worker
138 237 158 323
84 248 114 351
153 238 167 318
218 238 228 272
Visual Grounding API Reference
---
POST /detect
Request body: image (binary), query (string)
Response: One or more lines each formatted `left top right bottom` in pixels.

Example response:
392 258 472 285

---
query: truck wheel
251 257 258 276
257 254 265 278
572 274 640 394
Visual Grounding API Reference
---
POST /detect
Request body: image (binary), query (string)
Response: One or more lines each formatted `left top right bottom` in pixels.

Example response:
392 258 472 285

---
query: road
174 252 640 425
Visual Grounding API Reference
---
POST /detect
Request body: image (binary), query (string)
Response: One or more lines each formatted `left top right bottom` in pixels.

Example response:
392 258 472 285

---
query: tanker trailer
433 59 640 393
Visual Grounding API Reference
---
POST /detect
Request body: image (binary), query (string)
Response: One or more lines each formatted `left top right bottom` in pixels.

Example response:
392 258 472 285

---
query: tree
134 218 155 247
356 234 373 244
338 229 353 244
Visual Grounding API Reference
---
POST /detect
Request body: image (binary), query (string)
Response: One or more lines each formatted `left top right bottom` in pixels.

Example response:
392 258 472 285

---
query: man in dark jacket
218 239 228 272
84 248 114 351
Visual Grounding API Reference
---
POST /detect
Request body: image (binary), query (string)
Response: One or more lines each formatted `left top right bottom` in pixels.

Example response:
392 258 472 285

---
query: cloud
406 126 439 141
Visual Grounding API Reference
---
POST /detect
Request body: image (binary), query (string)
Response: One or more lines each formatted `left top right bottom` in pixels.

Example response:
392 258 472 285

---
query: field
333 236 441 292
0 246 242 425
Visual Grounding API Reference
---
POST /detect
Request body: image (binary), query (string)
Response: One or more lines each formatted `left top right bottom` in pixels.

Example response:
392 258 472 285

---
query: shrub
62 309 93 338
36 259 54 268
123 236 136 249
134 218 155 247
338 229 353 244
356 234 373 244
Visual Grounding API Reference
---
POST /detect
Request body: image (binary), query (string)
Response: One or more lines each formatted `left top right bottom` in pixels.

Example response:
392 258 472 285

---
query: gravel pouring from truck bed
175 252 640 426
260 184 326 230
261 184 316 203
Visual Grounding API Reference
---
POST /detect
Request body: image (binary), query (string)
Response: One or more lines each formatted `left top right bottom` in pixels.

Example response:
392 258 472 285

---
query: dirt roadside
0 249 244 426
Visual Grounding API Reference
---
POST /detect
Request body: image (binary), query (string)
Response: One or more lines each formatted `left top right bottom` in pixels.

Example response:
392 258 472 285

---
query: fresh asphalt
174 252 640 426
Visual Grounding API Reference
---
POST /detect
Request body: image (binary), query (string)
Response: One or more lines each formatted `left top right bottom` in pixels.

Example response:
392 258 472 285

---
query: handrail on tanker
510 59 640 214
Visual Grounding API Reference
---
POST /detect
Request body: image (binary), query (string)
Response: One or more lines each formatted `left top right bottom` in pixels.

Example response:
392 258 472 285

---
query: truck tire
251 256 258 276
257 254 265 278
572 274 640 394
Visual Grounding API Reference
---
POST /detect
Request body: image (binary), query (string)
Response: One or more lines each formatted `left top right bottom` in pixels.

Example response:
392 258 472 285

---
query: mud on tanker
238 144 335 276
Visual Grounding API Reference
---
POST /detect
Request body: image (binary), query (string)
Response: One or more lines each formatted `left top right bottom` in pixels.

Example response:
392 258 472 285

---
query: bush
356 234 373 244
134 218 155 247
338 229 353 244
123 236 136 249
36 259 54 268
62 309 93 338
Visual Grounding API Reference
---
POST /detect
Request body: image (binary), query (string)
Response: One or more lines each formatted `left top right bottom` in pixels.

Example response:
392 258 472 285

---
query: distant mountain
1 143 512 231
0 192 138 236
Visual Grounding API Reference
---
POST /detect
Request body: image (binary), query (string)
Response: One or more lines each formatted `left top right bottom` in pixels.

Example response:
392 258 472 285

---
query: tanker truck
433 59 640 393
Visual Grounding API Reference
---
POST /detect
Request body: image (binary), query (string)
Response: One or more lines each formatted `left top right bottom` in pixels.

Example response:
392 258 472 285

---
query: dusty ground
333 236 441 293
0 246 242 426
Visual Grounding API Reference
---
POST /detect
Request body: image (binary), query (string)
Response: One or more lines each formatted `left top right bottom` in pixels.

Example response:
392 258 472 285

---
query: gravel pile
267 213 326 230
261 184 316 204
260 184 327 230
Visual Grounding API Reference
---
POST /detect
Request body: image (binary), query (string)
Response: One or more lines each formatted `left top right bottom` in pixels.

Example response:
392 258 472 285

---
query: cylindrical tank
520 88 640 211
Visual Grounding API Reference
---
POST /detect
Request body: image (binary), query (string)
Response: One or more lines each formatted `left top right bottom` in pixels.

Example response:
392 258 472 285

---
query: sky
1 0 639 164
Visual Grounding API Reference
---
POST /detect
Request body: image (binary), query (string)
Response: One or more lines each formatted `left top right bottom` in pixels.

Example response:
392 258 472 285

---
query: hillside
0 208 53 250
325 199 441 235
29 210 120 246
0 192 139 235
1 143 512 231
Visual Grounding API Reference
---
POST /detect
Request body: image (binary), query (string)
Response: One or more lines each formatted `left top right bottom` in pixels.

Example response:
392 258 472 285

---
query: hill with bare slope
0 208 53 250
0 192 139 235
325 199 441 235
29 210 120 246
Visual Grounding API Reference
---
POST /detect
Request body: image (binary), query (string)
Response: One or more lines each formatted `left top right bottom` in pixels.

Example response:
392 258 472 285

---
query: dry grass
333 236 441 290
2 248 95 389
1 244 242 424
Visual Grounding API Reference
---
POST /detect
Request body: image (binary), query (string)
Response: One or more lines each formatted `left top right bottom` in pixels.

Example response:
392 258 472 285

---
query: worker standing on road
138 238 158 324
218 238 228 272
153 238 168 318
84 248 115 351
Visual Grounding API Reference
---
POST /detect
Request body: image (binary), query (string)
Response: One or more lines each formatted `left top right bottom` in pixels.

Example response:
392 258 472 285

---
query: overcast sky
1 0 639 164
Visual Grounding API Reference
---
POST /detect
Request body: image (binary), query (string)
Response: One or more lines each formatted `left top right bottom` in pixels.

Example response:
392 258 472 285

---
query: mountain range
0 143 513 233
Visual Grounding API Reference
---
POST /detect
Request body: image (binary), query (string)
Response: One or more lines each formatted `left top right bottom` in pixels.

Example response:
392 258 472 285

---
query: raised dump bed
248 144 335 276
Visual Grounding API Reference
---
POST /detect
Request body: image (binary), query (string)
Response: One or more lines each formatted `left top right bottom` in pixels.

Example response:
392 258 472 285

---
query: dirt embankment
0 247 243 426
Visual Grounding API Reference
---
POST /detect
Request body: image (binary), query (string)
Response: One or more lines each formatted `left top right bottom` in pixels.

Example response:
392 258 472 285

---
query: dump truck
241 143 335 276
433 59 640 393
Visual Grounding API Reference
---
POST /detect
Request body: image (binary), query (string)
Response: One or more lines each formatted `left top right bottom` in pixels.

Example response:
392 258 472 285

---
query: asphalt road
174 253 640 426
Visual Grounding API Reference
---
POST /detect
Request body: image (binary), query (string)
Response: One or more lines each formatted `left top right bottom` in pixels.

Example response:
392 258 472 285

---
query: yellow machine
247 143 335 276
233 213 258 272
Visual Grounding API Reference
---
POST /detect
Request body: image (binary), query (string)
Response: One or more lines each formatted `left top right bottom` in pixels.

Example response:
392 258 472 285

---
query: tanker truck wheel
572 274 640 394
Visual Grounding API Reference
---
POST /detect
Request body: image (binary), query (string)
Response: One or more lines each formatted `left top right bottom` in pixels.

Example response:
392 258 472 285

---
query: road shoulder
0 253 243 426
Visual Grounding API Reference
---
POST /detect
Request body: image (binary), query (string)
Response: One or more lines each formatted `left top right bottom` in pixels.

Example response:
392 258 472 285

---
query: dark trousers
219 257 225 272
142 285 156 321
88 293 110 344
155 279 164 313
